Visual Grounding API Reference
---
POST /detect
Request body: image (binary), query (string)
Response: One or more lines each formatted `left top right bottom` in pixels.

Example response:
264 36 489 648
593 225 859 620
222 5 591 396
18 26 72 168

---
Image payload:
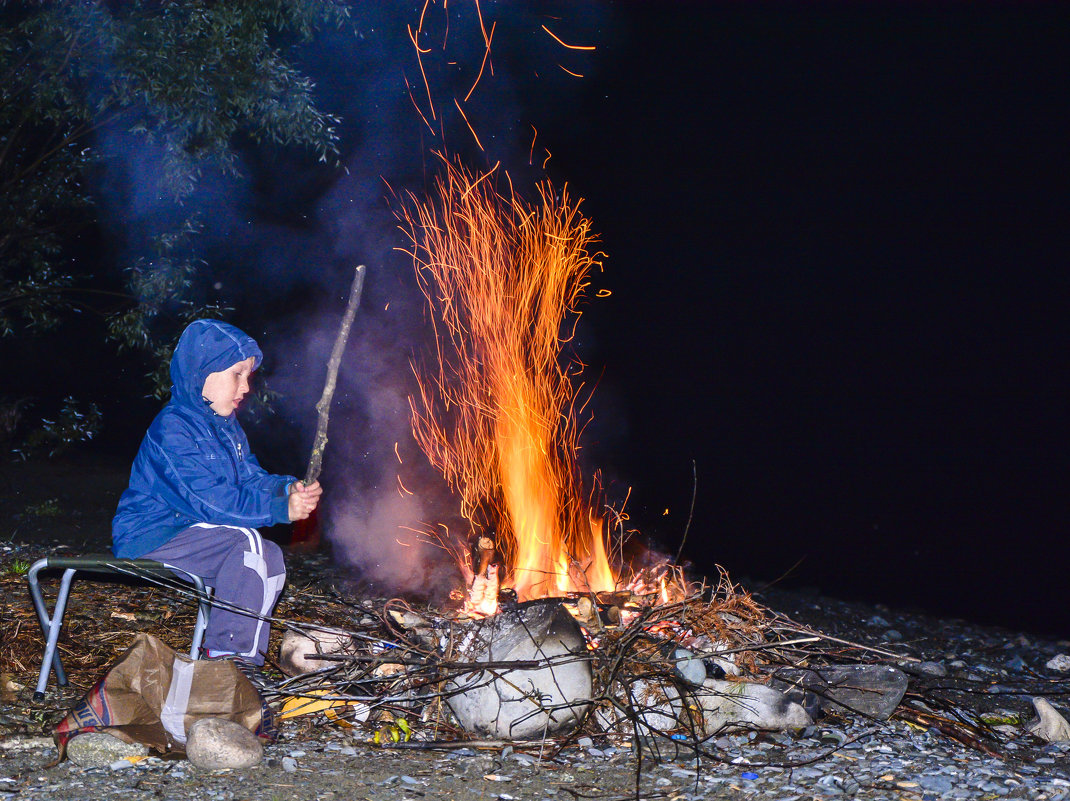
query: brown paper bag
53 632 276 761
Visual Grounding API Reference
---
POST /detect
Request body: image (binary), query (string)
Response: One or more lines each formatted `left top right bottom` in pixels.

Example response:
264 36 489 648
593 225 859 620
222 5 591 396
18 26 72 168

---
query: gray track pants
141 524 286 665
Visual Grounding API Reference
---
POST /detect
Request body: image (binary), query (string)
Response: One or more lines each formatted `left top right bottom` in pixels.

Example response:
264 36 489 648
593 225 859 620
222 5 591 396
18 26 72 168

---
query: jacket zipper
220 421 244 463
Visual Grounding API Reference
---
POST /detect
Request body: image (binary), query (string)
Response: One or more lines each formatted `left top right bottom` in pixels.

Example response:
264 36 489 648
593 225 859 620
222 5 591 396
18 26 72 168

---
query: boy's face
202 357 256 417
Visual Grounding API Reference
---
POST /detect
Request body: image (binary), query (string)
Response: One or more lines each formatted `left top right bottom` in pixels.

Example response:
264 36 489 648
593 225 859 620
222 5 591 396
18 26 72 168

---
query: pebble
186 718 263 771
919 775 954 793
901 660 949 678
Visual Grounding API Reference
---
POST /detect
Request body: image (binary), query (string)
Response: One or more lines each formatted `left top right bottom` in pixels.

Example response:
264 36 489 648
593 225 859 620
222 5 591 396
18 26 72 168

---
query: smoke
87 3 618 597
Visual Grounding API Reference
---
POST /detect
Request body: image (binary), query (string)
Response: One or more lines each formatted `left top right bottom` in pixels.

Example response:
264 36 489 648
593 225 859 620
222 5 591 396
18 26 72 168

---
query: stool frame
26 556 213 701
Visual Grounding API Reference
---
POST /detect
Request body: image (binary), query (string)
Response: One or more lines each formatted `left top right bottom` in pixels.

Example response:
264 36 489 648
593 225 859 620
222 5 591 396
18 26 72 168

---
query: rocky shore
2 456 1070 799
3 532 1070 800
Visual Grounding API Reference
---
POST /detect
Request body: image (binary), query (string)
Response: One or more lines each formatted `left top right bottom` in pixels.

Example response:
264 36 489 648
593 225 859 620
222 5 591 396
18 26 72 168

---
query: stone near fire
695 679 811 734
66 732 148 767
1026 697 1070 742
769 664 908 720
446 601 593 740
186 717 262 770
596 678 684 735
668 647 706 687
630 678 684 730
1046 654 1070 673
686 635 740 677
279 629 353 677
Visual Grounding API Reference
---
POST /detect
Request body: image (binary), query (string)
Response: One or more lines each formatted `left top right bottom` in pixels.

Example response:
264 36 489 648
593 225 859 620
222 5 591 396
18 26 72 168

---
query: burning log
446 600 593 739
573 595 603 633
475 536 495 576
466 536 500 617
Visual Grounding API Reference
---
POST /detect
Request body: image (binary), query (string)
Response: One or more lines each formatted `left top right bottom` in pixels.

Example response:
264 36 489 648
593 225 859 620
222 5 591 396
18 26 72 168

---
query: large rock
596 678 684 735
279 629 353 677
694 679 811 734
446 601 592 739
186 717 262 770
1027 697 1070 742
769 664 908 720
66 732 148 767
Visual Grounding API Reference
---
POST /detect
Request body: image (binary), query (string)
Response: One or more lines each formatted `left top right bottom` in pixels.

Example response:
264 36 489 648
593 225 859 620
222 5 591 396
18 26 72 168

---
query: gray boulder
1026 697 1070 742
279 629 353 676
186 717 263 770
769 664 908 720
446 601 592 739
695 679 811 734
66 732 148 767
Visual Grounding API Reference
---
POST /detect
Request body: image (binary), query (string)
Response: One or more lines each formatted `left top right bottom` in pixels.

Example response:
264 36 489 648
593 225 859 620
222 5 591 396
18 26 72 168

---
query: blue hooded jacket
112 320 296 558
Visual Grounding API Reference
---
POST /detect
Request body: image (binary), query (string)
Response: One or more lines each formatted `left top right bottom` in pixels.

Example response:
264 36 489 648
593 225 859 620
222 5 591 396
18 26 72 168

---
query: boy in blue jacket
112 319 321 671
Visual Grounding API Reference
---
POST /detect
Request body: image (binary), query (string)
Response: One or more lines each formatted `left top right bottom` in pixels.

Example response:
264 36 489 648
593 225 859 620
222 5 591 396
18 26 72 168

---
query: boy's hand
287 480 323 522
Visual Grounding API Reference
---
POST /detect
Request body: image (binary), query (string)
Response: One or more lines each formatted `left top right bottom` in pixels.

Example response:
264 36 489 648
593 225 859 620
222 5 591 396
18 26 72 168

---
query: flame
401 159 616 605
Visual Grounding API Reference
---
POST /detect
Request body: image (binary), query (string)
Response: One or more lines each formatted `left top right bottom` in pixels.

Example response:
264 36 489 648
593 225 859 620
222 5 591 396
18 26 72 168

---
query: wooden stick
305 265 366 485
893 706 1003 757
475 536 495 578
672 459 697 565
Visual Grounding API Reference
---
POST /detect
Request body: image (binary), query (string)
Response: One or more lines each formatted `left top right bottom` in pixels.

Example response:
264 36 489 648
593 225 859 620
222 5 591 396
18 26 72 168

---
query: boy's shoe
67 732 149 767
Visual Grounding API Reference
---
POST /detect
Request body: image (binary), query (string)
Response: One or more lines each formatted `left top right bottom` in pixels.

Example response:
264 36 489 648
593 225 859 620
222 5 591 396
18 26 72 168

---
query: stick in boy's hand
288 480 323 522
305 265 365 485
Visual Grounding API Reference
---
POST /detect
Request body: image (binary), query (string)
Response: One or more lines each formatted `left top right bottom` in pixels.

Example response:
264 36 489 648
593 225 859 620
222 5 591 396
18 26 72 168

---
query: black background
3 2 1067 635
556 4 1069 633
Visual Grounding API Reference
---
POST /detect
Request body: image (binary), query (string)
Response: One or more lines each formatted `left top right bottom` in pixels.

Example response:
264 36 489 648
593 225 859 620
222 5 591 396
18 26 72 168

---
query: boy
112 319 321 672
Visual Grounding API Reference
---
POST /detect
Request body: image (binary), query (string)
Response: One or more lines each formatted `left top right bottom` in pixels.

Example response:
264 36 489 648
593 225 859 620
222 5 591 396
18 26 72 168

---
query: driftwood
305 265 366 485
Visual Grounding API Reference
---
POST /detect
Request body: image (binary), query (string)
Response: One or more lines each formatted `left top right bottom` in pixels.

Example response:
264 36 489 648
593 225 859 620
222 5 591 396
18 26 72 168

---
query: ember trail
401 160 616 611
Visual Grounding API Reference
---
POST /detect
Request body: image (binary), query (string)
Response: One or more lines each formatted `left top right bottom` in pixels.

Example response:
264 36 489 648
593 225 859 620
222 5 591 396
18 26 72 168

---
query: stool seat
26 555 213 700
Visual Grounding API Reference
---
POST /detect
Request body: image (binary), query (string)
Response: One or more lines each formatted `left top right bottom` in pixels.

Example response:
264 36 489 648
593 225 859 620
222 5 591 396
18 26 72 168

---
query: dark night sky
547 3 1069 633
5 3 1067 635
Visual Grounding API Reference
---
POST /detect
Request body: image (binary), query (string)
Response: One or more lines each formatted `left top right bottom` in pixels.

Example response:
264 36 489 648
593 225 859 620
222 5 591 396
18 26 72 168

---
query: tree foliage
0 0 346 348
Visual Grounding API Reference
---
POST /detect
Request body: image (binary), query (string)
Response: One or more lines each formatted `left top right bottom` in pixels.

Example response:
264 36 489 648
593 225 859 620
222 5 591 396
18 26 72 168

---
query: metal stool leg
27 557 215 699
31 567 76 701
189 577 213 658
27 559 68 692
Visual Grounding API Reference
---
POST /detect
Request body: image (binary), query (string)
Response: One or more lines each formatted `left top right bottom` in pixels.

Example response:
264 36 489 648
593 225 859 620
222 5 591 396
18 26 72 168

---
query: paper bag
53 632 276 760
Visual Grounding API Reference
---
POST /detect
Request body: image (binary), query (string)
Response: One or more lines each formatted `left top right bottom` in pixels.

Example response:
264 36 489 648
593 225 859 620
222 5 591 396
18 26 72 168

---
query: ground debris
4 542 1070 799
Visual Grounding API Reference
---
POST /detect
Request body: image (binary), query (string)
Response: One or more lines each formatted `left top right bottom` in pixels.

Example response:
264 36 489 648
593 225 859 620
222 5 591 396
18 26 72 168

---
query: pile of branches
3 556 1060 765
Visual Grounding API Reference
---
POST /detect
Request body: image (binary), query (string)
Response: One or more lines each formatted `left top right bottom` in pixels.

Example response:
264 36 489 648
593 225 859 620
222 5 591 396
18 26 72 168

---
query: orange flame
401 159 616 603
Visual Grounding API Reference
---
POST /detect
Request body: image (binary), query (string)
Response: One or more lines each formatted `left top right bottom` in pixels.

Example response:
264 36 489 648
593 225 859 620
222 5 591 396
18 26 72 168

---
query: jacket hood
170 320 263 412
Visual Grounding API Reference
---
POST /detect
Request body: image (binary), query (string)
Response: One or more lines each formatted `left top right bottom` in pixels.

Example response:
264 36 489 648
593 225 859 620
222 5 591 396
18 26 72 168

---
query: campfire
399 159 618 615
258 161 920 751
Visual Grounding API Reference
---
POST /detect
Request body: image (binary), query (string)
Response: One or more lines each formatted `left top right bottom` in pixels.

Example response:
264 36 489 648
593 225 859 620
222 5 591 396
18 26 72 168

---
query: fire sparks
401 159 615 607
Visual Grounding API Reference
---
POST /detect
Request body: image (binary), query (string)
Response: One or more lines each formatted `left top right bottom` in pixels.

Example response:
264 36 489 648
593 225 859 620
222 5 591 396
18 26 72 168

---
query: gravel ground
3 455 1070 799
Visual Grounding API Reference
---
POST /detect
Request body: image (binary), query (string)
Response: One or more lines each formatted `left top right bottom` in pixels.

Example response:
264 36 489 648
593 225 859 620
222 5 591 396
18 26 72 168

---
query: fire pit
270 166 913 751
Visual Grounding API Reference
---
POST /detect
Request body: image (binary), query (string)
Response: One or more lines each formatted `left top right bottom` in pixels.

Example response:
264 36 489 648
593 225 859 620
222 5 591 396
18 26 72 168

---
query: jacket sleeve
147 417 293 527
241 436 299 505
